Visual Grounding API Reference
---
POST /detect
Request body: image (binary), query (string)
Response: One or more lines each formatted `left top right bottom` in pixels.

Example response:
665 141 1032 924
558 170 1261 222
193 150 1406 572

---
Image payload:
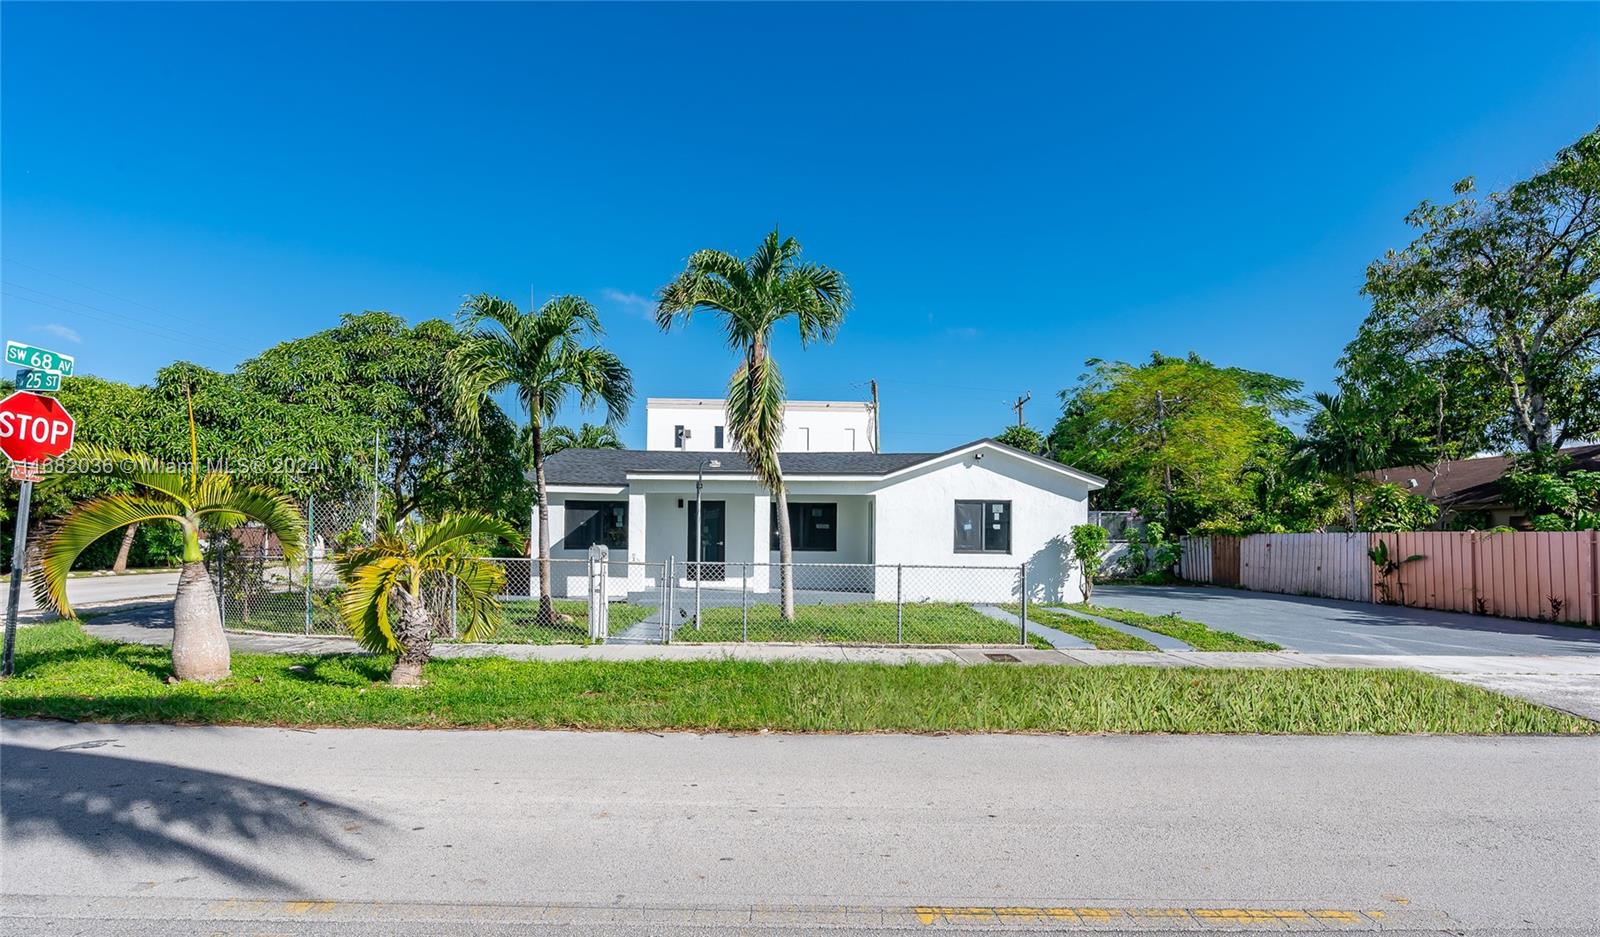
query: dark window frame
770 501 838 552
953 499 1011 554
714 425 725 449
564 500 628 551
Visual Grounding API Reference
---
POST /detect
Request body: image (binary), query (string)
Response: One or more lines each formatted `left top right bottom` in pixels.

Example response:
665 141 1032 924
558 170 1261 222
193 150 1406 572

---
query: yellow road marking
281 900 337 915
912 905 1386 928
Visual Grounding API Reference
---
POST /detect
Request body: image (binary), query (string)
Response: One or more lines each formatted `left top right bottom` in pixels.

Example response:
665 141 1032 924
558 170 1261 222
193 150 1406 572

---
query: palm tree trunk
112 524 138 573
388 587 434 686
171 561 231 682
774 486 796 621
531 424 555 626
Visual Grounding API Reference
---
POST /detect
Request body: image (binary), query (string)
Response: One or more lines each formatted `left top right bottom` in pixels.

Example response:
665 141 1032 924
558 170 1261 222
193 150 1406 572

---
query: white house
539 398 1105 604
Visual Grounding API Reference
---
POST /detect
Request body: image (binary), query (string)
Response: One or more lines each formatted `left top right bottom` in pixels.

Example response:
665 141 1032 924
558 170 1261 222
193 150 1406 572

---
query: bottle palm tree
656 229 851 621
336 512 520 686
31 446 304 682
450 294 632 626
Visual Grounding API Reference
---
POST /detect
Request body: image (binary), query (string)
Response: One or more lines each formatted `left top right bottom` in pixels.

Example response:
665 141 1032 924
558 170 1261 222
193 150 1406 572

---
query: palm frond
337 556 412 654
434 552 506 642
65 444 194 506
193 476 307 562
31 494 188 617
414 511 522 558
727 352 787 491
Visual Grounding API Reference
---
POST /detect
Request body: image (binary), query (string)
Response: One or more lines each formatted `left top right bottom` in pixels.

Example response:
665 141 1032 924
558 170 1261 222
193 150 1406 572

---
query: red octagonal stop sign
0 390 75 464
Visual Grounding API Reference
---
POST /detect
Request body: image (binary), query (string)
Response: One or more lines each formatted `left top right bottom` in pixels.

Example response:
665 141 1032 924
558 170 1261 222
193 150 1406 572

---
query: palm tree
336 512 520 686
32 446 304 682
1292 391 1427 530
450 294 633 626
656 229 851 621
538 422 624 456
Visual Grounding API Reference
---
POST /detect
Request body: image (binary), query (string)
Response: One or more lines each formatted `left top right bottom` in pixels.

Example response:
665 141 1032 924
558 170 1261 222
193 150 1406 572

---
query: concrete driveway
13 570 179 614
1094 584 1600 656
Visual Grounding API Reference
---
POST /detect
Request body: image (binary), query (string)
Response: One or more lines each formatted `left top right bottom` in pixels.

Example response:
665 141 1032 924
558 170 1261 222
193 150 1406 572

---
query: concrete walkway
971 604 1094 650
29 599 1600 720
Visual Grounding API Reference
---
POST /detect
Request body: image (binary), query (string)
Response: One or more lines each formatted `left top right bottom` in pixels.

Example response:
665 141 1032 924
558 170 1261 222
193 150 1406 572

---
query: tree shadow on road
0 740 388 892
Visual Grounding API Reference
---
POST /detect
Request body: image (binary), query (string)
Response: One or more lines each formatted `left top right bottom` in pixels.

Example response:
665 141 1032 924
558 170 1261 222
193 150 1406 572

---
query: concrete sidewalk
35 599 1600 720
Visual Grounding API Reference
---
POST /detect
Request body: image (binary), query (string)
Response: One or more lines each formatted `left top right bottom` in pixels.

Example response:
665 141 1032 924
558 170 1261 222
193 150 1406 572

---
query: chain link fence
211 526 1045 647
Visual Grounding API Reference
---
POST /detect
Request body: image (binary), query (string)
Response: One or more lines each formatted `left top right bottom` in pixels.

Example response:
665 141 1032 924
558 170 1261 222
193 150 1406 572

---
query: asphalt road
2 720 1596 935
1095 585 1600 656
14 569 178 613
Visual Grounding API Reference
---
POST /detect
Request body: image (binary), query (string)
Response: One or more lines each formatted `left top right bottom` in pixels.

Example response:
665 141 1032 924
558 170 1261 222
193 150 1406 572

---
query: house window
565 501 627 550
846 427 857 451
714 425 725 449
674 425 687 449
770 502 838 552
954 500 1010 554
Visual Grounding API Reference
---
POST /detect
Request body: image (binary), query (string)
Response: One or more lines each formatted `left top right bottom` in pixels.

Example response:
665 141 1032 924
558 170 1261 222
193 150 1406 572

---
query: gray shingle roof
545 448 936 486
545 439 1106 488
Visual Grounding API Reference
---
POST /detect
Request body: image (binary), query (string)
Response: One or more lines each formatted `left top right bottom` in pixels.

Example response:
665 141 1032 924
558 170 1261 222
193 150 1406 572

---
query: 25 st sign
0 391 76 464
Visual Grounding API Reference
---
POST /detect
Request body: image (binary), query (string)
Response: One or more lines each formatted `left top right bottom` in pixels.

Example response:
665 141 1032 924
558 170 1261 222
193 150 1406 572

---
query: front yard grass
481 599 653 645
1 621 1591 735
681 601 1051 647
1066 603 1280 651
1002 604 1158 651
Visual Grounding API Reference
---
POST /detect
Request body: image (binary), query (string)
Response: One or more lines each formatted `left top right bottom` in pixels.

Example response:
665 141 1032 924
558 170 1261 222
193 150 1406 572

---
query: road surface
14 570 178 613
2 720 1596 935
1096 584 1600 656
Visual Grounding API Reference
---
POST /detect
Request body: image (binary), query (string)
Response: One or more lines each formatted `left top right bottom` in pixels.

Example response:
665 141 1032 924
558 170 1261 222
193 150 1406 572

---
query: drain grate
984 653 1020 663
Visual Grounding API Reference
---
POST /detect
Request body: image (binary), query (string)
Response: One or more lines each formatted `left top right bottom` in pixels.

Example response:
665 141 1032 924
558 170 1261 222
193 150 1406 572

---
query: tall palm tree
32 446 304 682
336 512 520 686
656 229 851 621
450 294 633 626
538 422 624 456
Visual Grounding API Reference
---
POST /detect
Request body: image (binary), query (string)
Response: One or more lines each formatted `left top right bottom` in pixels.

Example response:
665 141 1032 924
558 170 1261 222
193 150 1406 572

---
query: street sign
4 341 74 377
8 463 41 482
14 368 62 393
0 391 75 464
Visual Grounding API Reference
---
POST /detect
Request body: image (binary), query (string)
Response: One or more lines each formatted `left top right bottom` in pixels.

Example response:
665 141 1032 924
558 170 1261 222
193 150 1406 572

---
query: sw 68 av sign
0 391 75 464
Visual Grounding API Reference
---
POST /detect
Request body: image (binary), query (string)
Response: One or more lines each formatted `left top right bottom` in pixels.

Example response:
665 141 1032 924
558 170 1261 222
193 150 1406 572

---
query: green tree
239 312 527 522
450 295 633 626
336 512 521 686
1291 391 1429 530
1050 353 1303 533
1069 524 1110 602
1359 483 1440 532
1503 452 1600 531
1359 128 1600 454
656 229 852 621
32 446 304 682
994 425 1046 454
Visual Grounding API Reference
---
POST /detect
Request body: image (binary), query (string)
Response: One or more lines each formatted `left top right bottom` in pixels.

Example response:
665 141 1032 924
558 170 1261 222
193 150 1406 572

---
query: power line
0 286 252 358
0 256 222 333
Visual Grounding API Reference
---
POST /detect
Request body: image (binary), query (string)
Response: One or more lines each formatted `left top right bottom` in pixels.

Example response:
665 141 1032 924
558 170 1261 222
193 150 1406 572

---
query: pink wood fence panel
1238 533 1372 602
1182 531 1600 626
1375 531 1600 625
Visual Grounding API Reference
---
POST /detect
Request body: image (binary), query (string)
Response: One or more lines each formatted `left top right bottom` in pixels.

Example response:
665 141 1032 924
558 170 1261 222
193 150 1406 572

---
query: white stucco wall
869 451 1089 603
644 398 875 452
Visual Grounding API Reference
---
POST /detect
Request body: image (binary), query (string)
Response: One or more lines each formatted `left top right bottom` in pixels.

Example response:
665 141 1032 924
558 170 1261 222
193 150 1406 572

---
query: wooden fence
1178 530 1600 626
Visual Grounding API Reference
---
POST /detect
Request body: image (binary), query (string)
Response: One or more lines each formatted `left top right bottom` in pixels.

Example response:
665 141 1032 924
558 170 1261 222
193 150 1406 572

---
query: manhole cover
985 653 1020 663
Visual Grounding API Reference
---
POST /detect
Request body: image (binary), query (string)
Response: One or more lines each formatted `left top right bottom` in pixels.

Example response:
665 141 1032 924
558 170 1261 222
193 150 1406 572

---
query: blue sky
2 2 1596 451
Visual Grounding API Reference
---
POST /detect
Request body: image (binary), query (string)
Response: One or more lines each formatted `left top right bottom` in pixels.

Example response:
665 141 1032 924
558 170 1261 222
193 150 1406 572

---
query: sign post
1 359 77 677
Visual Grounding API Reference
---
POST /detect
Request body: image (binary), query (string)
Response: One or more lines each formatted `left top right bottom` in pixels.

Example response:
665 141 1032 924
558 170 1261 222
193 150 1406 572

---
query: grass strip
1000 604 1157 651
1067 603 1280 651
1 622 1589 735
684 601 1051 648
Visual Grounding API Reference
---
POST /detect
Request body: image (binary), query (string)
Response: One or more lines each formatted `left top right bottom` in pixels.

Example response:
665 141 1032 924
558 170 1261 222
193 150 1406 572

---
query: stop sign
0 391 75 464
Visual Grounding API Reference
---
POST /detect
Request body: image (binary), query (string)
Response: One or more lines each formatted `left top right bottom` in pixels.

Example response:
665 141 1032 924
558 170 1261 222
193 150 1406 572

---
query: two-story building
541 397 1104 602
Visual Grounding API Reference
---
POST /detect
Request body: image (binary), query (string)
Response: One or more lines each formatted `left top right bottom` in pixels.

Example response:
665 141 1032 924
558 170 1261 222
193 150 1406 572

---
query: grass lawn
472 599 654 645
1066 603 1280 652
2 621 1591 735
1002 604 1157 651
680 601 1051 648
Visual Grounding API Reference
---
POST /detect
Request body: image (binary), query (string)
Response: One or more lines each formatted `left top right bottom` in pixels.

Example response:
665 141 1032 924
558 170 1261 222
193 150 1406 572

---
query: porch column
627 491 646 564
751 492 771 593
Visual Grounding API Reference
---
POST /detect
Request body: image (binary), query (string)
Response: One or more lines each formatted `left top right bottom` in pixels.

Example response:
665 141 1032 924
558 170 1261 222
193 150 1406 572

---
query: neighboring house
1371 443 1600 529
541 397 1105 602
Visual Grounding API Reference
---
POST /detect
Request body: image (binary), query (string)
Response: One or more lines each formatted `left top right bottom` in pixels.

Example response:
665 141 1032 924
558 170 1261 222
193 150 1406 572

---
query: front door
686 500 726 581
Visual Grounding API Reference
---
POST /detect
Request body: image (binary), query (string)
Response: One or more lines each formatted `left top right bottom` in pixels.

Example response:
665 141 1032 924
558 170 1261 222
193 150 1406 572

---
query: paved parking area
1094 585 1600 656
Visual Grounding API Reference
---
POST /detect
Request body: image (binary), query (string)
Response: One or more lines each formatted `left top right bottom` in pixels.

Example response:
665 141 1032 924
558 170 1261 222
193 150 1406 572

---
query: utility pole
1155 389 1174 526
869 379 880 452
1011 392 1032 427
